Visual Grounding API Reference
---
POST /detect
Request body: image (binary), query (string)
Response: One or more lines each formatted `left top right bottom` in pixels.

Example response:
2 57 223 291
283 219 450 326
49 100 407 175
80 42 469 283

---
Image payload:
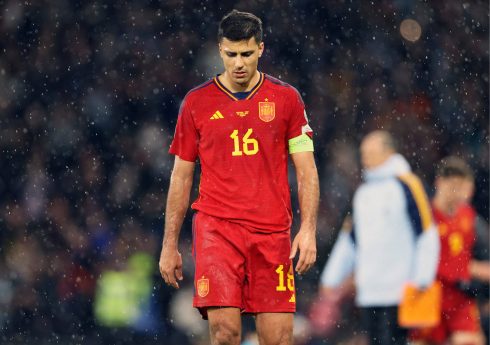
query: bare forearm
297 165 319 230
470 260 490 282
163 173 193 248
290 152 319 273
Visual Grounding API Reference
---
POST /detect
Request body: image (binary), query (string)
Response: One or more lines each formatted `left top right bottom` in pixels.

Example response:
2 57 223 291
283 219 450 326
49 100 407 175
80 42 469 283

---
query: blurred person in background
460 176 490 341
159 10 319 345
308 216 363 344
411 157 486 345
320 130 440 345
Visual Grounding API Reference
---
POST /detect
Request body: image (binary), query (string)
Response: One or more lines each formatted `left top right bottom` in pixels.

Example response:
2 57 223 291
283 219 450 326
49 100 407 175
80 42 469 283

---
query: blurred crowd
0 1 488 344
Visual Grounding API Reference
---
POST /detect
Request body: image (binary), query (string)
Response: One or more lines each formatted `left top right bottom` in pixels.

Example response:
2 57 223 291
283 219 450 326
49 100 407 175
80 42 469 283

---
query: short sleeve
287 88 314 153
169 96 199 162
287 88 313 139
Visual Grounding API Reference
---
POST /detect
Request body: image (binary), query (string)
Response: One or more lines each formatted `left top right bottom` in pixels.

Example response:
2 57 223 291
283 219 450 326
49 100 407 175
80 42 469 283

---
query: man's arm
412 225 440 287
289 151 319 274
159 156 195 289
469 215 490 282
398 174 440 287
320 216 356 290
469 261 490 282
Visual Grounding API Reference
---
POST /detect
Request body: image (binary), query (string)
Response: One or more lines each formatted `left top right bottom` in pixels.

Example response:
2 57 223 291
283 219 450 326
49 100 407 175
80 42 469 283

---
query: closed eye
225 51 254 57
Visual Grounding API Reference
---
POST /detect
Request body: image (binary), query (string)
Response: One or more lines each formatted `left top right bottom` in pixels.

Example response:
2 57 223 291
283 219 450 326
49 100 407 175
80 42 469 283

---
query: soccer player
159 10 319 345
459 170 490 296
459 167 490 341
412 157 485 345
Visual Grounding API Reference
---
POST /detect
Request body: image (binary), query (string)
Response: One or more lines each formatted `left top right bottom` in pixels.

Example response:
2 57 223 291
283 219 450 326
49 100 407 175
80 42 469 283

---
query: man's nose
234 56 244 68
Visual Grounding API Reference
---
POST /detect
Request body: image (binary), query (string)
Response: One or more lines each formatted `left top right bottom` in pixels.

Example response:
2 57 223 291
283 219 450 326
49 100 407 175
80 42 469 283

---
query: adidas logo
210 111 224 120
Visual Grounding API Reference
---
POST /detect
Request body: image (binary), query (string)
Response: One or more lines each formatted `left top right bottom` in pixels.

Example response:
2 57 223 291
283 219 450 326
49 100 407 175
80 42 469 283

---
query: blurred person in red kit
456 162 490 342
411 156 486 345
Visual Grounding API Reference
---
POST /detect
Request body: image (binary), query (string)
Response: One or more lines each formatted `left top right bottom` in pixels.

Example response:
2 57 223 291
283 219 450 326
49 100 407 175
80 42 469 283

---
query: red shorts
410 283 481 343
192 212 296 319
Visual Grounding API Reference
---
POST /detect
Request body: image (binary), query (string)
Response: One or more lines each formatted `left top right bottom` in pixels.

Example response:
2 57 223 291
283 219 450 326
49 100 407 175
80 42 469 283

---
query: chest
355 181 404 219
436 212 475 239
436 213 475 256
192 93 290 152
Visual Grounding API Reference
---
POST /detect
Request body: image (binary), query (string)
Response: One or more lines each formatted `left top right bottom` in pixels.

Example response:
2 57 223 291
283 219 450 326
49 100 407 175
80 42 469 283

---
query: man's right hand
159 245 183 289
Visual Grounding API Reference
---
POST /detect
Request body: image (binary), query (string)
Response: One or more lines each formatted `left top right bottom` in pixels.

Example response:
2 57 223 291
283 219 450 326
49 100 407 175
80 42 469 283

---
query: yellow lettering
275 265 287 291
276 264 294 292
230 128 259 156
230 129 243 156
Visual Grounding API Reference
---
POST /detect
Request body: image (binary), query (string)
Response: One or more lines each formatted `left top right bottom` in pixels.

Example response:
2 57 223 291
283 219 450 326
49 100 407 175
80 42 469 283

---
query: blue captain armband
288 133 314 154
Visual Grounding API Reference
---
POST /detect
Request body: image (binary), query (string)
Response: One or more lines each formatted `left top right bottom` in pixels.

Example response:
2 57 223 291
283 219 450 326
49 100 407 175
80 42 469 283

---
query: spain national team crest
197 276 209 297
258 99 275 122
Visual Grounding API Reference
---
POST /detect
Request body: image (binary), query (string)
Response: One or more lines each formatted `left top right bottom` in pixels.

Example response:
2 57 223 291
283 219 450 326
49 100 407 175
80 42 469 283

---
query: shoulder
396 173 434 226
457 203 477 219
395 173 429 202
264 74 302 98
396 172 425 192
183 78 215 103
354 178 410 210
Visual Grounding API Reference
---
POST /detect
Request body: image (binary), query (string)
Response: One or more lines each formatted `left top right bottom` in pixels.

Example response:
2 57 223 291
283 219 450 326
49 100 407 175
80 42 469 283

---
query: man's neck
433 195 455 215
219 70 260 93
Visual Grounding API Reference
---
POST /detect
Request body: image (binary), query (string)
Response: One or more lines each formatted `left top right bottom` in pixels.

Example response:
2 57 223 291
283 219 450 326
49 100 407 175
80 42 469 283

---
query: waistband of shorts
195 211 291 234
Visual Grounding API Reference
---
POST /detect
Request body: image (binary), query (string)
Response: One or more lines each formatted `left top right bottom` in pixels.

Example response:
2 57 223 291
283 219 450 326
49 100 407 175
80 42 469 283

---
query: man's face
435 176 467 208
219 37 264 87
360 136 391 169
459 178 475 204
459 177 475 204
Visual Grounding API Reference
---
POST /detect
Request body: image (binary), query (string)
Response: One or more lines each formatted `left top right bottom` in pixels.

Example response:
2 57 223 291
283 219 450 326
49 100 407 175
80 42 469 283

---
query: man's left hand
290 226 317 274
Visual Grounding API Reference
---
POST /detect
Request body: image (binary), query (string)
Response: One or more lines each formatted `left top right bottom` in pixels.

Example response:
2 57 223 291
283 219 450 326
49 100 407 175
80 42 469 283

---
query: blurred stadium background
0 1 488 344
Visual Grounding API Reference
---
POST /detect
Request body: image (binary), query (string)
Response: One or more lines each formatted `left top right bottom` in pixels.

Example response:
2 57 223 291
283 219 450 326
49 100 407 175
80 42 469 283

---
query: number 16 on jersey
230 128 259 156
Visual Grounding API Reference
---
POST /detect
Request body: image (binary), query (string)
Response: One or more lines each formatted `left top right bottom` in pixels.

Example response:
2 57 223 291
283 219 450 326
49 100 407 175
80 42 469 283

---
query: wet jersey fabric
411 204 480 343
192 212 296 319
434 204 476 283
169 72 313 232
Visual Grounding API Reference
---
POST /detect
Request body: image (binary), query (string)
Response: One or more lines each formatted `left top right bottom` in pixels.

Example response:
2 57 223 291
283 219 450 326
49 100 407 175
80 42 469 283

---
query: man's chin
233 77 249 86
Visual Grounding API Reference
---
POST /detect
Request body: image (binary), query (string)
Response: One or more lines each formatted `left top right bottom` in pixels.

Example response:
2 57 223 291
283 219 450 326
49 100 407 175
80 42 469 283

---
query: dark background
0 1 488 344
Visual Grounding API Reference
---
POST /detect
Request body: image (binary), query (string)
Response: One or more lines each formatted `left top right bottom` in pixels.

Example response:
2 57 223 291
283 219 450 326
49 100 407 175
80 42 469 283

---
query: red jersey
411 204 480 343
433 203 476 283
169 72 313 232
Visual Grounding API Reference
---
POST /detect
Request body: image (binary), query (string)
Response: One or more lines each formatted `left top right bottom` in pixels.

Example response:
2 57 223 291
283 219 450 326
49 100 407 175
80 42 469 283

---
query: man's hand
290 151 319 275
290 225 317 274
159 245 183 289
159 157 194 289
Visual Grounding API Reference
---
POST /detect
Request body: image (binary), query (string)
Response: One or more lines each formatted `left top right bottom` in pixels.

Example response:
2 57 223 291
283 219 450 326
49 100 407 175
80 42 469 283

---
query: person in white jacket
320 130 440 345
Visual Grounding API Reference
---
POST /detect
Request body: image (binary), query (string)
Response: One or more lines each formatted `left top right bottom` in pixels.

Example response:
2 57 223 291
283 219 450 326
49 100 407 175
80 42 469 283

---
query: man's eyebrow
223 49 255 54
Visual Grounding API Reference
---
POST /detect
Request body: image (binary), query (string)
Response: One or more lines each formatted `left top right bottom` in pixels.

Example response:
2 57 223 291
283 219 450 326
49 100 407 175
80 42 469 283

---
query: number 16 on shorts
276 264 296 303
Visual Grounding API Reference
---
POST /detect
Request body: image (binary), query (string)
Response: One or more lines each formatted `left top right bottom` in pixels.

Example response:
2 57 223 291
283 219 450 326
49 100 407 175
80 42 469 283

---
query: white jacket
320 154 440 307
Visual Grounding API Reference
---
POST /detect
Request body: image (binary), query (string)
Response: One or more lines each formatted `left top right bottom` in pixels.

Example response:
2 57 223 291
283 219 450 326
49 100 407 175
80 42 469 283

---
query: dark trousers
360 306 407 345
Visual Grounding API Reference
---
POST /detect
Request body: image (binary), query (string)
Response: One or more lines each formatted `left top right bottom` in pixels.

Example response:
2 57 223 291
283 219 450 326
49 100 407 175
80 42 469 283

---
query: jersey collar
214 72 264 101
